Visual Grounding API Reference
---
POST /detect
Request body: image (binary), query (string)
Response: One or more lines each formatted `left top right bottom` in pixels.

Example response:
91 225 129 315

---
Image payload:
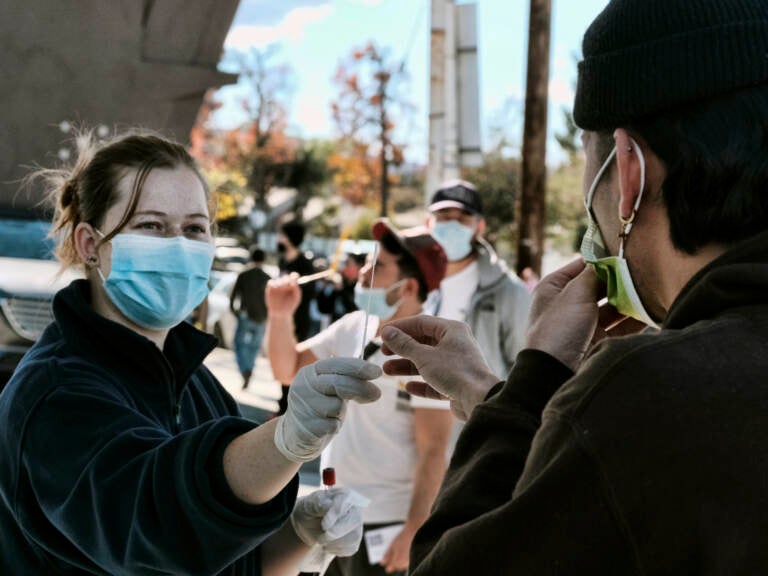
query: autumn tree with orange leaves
192 48 300 213
330 42 409 217
232 47 298 210
190 90 248 222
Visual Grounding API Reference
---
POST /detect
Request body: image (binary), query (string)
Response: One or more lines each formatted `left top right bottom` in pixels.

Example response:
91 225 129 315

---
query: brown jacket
411 230 768 574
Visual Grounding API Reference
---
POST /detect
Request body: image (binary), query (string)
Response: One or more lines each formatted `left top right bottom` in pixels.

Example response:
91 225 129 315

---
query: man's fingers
380 325 430 361
380 316 454 351
380 326 421 359
381 358 419 376
540 258 587 291
405 381 448 401
380 544 394 568
267 274 301 292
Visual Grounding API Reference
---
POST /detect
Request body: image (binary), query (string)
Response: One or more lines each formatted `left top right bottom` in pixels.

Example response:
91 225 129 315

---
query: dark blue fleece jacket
0 280 298 575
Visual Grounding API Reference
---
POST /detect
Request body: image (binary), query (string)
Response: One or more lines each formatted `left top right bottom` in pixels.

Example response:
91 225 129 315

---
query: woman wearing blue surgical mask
0 131 380 576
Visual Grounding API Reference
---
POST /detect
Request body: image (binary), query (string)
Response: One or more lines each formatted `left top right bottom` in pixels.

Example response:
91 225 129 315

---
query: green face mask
580 140 659 328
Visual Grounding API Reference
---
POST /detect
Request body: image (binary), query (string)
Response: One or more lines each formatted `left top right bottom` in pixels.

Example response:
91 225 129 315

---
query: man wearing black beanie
377 0 768 573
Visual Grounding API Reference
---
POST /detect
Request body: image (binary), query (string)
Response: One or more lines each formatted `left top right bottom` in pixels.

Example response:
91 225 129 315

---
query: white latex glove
274 358 382 462
291 487 369 557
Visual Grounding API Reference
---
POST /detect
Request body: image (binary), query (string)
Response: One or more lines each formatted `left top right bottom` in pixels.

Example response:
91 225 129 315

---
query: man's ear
402 277 420 300
476 217 486 238
613 128 645 221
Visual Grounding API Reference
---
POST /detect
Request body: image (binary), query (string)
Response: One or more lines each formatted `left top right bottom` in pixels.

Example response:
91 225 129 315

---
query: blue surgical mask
96 233 215 330
431 220 475 261
354 281 403 319
580 139 658 328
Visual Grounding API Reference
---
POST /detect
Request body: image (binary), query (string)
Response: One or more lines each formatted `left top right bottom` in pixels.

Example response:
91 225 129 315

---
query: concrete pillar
426 0 480 204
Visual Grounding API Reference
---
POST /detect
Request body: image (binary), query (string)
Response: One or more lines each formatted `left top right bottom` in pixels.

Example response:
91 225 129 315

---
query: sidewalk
204 347 321 489
205 347 281 417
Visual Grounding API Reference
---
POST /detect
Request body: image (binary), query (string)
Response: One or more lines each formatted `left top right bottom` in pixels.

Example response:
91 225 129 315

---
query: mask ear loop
585 147 617 215
617 138 646 258
90 226 108 281
384 278 406 309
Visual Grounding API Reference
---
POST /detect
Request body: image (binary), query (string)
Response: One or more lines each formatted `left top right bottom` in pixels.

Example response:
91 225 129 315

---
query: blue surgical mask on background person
96 231 215 330
431 220 475 261
580 139 658 328
354 280 404 319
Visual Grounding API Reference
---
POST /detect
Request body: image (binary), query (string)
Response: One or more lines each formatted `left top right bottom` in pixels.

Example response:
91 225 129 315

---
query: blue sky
213 0 611 165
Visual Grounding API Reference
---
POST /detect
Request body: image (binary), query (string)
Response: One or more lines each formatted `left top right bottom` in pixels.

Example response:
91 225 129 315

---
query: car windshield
0 219 55 259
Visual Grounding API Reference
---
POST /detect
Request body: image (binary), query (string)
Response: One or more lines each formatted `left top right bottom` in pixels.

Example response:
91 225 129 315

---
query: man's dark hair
348 253 367 267
596 85 768 254
280 220 306 248
379 233 429 302
250 246 265 263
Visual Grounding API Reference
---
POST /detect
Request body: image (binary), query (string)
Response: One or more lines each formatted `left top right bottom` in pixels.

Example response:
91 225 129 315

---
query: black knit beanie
574 0 768 130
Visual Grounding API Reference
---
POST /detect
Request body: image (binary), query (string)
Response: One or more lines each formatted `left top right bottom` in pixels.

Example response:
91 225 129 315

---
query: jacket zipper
159 357 181 433
173 402 181 431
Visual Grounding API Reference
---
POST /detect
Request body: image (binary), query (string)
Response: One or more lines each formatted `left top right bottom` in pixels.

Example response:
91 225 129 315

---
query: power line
398 0 429 73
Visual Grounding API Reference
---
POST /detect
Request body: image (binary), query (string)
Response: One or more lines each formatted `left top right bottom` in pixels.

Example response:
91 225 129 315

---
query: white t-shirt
304 310 449 523
432 260 479 321
423 261 479 459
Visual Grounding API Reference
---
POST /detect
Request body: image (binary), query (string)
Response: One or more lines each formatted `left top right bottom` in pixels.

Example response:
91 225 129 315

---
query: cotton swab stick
359 242 379 359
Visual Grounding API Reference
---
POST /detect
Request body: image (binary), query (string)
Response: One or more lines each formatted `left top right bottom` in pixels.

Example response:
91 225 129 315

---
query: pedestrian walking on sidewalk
230 246 270 389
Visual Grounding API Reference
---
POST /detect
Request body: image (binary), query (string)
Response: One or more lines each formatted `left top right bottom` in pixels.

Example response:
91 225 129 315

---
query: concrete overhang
0 0 241 215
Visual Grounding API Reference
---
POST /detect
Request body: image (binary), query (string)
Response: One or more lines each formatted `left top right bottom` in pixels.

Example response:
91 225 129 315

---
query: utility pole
517 0 551 276
427 0 456 204
426 0 480 204
379 71 390 217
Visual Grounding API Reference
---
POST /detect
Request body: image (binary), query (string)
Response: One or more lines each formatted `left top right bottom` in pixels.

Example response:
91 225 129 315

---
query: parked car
0 217 80 387
213 238 251 272
206 271 238 349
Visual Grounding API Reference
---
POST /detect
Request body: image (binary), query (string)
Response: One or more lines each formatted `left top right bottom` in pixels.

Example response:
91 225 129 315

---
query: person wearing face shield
425 180 532 380
265 220 452 576
372 0 768 573
0 131 378 576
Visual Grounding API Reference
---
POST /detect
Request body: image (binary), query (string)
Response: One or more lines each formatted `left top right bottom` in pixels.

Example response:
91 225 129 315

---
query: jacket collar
665 230 768 329
475 239 512 291
52 280 217 396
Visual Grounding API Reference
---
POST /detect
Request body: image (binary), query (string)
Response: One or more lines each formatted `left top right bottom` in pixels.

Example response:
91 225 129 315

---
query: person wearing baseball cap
265 220 451 576
425 179 531 380
377 0 768 573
